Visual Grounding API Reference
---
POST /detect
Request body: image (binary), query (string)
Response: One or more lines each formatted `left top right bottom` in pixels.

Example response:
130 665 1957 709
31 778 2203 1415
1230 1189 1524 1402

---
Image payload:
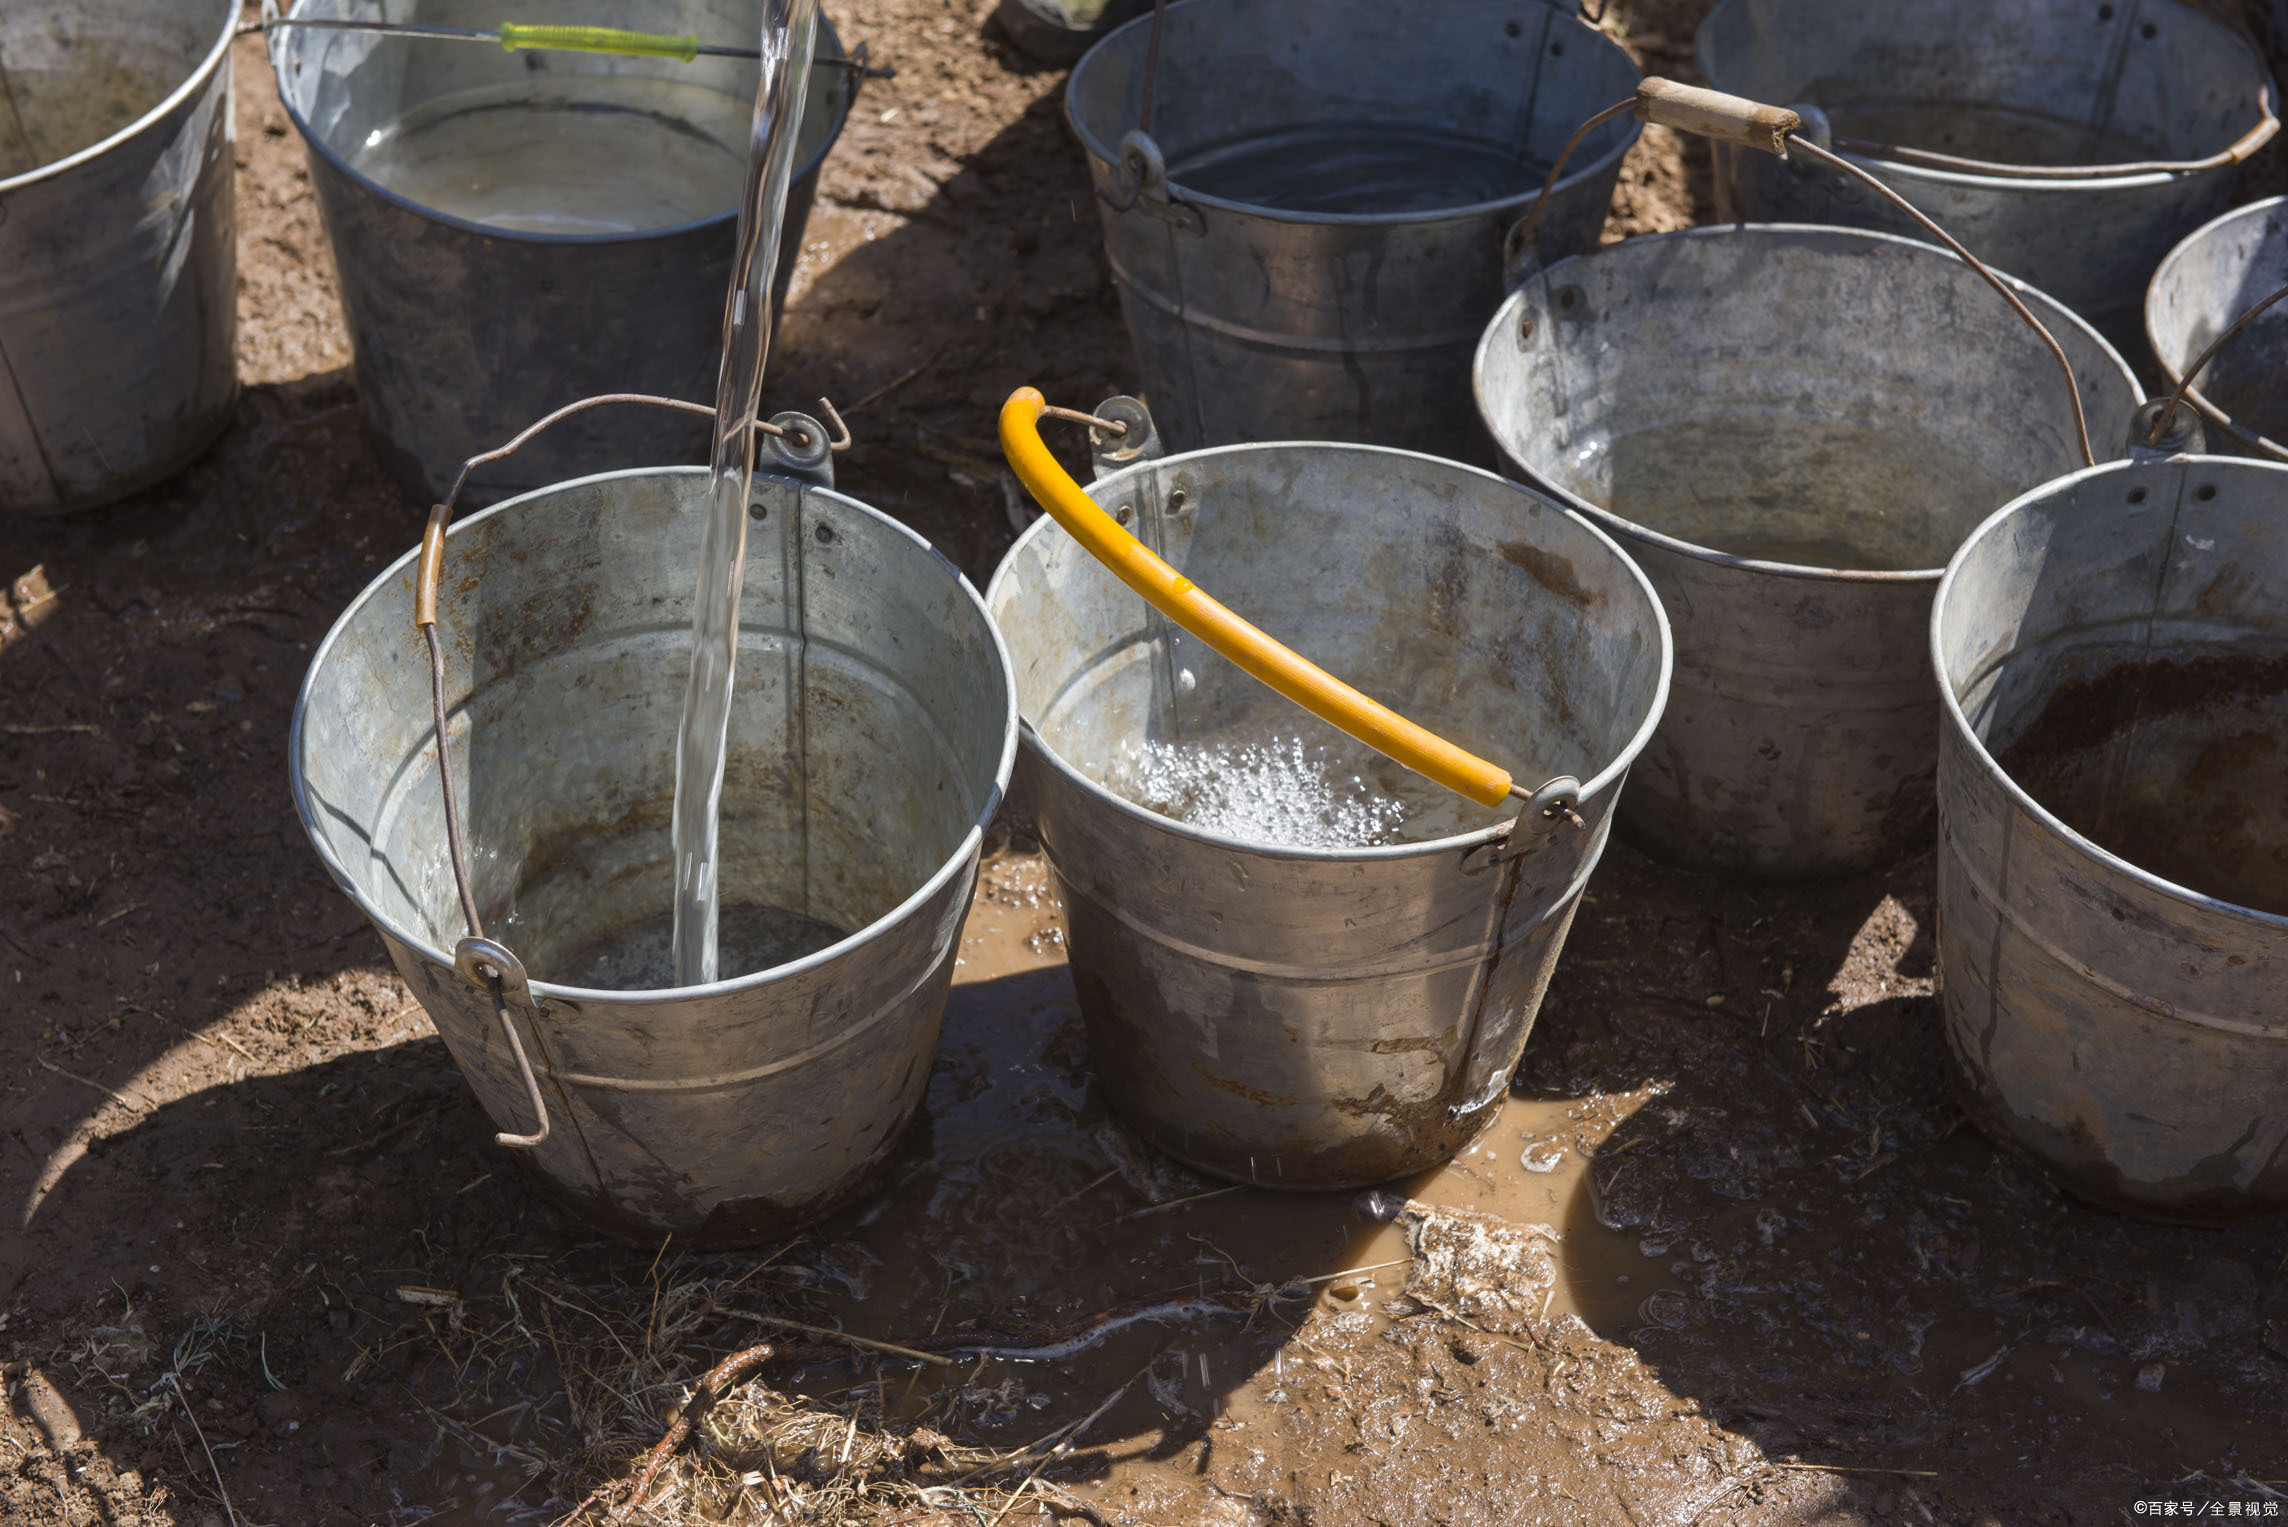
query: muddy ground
4 1 2287 1524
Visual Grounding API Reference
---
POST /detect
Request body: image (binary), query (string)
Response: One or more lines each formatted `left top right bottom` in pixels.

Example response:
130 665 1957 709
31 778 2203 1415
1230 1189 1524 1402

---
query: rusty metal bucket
1474 224 2141 880
0 0 239 513
268 0 859 502
984 414 1671 1188
1933 448 2288 1222
1063 0 1641 461
1697 0 2278 334
291 460 1017 1241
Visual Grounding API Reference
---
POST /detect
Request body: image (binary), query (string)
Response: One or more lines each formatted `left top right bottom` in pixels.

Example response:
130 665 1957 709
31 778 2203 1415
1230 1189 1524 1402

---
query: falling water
668 0 820 987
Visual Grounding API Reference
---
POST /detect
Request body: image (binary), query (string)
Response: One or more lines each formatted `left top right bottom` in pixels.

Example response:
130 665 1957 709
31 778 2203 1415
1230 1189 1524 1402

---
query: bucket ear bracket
1103 131 1205 236
1460 775 1584 874
754 408 838 492
1090 395 1164 479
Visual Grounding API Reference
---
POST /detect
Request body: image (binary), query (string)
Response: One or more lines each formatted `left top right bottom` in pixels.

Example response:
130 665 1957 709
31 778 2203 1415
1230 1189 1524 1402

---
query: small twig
1050 1167 1122 1211
1109 1184 1242 1224
325 1104 444 1158
842 349 940 416
120 1002 257 1064
33 1053 150 1114
716 1312 955 1367
1 724 101 736
1771 1462 1939 1478
93 902 144 928
168 1376 243 1527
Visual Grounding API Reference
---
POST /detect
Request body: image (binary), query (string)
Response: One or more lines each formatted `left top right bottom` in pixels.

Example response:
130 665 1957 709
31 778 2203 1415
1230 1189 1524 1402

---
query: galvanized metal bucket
2147 195 2288 462
1474 225 2141 881
291 463 1017 1241
0 0 239 514
1933 451 2288 1222
984 418 1672 1188
268 0 858 503
1063 0 1641 462
1697 0 2278 332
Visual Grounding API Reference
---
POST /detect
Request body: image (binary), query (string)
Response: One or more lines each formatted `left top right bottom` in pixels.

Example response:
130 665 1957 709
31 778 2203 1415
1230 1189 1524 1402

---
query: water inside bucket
0 55 180 179
1817 100 2156 169
551 903 849 990
1167 122 1546 215
1097 718 1506 849
671 0 820 987
346 78 749 234
1580 416 2022 571
1996 646 2288 918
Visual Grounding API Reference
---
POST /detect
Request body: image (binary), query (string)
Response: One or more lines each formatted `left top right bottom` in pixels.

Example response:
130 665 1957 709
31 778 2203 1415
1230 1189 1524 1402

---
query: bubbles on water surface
1099 732 1416 849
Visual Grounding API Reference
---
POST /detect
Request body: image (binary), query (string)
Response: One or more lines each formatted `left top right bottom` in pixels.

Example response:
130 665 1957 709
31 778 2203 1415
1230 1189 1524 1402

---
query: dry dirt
4 2 2287 1525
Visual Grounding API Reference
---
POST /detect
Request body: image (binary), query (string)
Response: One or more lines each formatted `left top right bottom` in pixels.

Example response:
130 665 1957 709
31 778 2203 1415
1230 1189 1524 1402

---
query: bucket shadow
1529 841 2288 1521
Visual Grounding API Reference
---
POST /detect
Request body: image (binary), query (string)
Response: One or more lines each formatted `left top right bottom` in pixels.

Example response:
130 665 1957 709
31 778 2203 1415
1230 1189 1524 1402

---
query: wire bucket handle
409 392 848 1150
1505 78 2099 471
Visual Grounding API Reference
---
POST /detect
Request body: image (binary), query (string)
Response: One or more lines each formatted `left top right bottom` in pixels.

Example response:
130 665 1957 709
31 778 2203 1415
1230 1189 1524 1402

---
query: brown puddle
1999 648 2288 916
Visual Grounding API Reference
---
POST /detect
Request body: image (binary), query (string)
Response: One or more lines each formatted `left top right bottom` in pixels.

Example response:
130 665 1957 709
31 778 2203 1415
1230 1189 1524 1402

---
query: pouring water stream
669 0 820 986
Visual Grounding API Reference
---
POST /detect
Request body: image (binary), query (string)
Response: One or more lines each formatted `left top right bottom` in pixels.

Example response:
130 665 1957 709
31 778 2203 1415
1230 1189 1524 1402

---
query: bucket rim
2145 194 2288 464
1931 451 2288 935
288 462 1022 1002
0 0 239 195
1471 221 2142 585
983 439 1675 863
1062 0 1644 230
264 1 854 248
1693 0 2274 195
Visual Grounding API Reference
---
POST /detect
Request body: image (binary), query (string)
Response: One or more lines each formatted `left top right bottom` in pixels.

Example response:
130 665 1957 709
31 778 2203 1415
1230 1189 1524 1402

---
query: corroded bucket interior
1066 0 1639 216
1698 0 2264 170
1479 227 2138 572
991 445 1668 844
2149 198 2288 455
298 468 1011 989
272 0 843 236
1940 458 2288 919
0 0 234 180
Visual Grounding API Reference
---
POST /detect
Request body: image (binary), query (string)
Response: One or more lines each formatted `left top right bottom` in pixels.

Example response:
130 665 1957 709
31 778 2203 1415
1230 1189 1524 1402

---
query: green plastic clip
495 22 701 61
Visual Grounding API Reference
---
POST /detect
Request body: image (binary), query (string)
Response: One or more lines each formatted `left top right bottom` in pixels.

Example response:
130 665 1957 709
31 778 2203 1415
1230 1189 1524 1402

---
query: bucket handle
999 387 1585 834
410 391 848 1149
2150 276 2288 458
1505 79 2095 470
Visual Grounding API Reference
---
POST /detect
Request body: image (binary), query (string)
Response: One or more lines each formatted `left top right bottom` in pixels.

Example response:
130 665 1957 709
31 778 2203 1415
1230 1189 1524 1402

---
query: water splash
669 0 821 987
1101 732 1417 849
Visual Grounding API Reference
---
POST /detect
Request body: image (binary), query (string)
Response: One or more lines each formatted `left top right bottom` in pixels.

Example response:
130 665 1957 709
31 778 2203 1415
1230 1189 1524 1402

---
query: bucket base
509 1108 922 1248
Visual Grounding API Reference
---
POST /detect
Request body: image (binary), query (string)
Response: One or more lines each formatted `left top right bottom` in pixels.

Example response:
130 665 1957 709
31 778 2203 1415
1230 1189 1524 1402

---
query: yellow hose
998 388 1517 810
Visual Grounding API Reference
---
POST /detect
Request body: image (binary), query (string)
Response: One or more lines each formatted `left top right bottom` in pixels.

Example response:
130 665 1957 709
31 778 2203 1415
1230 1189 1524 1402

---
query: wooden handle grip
1636 78 1799 157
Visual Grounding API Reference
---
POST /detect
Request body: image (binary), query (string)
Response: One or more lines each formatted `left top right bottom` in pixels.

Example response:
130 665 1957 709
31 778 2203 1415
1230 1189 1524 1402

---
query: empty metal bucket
0 0 238 513
291 466 1017 1240
268 0 858 502
1063 0 1641 461
985 428 1671 1188
1697 0 2276 332
1474 225 2141 881
2148 195 2288 461
1933 452 2288 1222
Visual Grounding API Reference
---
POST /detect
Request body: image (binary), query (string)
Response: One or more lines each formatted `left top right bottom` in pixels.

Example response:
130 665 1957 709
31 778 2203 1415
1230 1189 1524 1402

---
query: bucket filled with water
267 0 860 501
986 398 1671 1188
0 0 239 513
2147 196 2288 462
1475 224 2141 880
1696 0 2277 334
1063 0 1641 460
1933 450 2288 1222
291 454 1016 1240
